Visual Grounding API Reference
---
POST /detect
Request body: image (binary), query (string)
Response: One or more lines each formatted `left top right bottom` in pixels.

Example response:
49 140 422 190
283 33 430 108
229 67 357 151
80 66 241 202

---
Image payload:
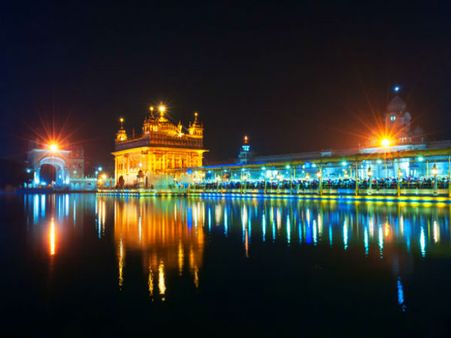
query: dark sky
2 1 451 170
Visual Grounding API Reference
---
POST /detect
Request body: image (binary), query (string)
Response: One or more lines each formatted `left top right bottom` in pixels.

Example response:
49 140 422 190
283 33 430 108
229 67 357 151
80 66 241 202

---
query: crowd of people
194 176 451 191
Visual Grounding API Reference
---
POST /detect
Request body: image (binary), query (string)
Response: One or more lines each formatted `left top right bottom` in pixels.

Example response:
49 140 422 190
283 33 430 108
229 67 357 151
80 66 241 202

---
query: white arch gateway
26 143 94 190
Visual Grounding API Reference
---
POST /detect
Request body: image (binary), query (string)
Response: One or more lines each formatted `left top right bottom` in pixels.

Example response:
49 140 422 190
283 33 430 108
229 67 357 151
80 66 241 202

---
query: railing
188 178 451 198
115 134 203 151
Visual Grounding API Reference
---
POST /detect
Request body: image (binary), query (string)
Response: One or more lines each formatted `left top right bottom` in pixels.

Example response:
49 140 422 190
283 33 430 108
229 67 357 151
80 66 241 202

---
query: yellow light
119 117 124 123
380 138 391 148
49 218 56 256
149 106 154 112
49 143 59 152
158 104 166 114
432 164 438 177
101 173 107 180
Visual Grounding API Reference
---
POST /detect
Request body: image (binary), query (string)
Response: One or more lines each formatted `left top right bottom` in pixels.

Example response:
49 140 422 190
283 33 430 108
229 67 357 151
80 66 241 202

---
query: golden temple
113 104 207 187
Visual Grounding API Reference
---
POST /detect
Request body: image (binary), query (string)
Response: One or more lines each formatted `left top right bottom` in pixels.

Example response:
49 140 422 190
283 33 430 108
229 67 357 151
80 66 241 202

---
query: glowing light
380 138 391 148
393 85 401 93
420 227 426 257
158 261 166 298
119 117 124 123
118 239 124 288
49 218 56 256
148 267 154 297
48 143 59 152
158 104 167 115
431 164 438 177
341 161 347 166
397 277 406 311
417 156 424 162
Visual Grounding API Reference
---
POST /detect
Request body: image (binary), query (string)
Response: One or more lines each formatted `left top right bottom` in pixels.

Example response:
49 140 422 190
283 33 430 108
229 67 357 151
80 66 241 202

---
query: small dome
387 95 407 113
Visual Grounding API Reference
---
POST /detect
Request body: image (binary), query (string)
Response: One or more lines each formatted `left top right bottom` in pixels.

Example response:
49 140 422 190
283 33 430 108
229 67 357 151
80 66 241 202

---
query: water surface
2 194 451 337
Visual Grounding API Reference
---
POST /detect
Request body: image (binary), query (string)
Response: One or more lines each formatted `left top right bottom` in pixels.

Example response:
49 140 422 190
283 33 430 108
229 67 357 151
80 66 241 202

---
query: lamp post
448 156 451 198
432 163 438 193
367 166 372 192
397 167 402 197
317 168 323 196
355 161 359 196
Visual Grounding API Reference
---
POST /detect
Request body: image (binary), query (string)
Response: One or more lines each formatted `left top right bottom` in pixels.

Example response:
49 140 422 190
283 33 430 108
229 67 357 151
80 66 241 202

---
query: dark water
2 194 451 337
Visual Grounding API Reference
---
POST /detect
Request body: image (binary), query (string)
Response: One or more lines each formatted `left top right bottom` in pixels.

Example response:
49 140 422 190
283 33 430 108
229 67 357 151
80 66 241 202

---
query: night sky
2 1 451 171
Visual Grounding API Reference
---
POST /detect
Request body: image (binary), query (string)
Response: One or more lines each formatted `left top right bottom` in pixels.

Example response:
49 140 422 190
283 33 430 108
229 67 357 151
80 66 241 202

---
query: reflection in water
49 218 56 256
24 195 451 308
112 198 204 300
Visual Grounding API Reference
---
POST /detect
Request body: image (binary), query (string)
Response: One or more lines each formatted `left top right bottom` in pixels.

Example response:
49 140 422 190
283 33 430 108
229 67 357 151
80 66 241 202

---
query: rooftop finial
158 103 167 117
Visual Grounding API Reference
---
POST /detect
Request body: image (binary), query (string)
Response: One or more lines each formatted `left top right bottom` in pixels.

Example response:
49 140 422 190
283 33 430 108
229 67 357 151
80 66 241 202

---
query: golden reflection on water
49 217 56 256
111 198 205 299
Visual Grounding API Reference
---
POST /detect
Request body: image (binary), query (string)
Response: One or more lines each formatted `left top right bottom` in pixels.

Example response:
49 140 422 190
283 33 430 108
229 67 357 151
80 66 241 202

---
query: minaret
143 106 158 134
238 135 253 164
116 117 128 142
188 112 203 138
385 85 412 144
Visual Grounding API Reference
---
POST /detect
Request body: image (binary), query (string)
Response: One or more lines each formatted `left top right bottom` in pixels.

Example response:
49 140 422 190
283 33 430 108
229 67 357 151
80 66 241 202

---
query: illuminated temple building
113 104 207 187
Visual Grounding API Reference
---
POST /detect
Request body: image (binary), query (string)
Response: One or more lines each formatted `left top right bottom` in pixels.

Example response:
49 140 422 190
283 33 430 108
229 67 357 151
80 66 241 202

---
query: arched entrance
39 164 57 186
34 156 68 187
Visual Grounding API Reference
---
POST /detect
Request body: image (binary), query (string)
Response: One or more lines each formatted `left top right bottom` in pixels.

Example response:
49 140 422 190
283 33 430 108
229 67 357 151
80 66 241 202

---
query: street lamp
432 163 438 191
367 166 372 190
317 169 322 195
49 142 59 152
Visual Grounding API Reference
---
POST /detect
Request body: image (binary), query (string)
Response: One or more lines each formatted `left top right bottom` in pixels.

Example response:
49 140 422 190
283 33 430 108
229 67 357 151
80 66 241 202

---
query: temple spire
116 117 128 142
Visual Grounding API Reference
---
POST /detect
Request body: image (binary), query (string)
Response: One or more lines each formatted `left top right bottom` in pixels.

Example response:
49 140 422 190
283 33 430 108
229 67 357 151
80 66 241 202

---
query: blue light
417 156 424 162
393 85 401 93
26 168 32 174
341 161 347 167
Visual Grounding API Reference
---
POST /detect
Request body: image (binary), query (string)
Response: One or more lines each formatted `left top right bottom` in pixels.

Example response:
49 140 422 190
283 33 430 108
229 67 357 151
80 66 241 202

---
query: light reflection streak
118 239 124 289
364 226 369 256
420 227 426 257
397 277 406 312
378 225 384 258
343 220 348 250
158 261 166 300
49 218 56 256
286 215 291 245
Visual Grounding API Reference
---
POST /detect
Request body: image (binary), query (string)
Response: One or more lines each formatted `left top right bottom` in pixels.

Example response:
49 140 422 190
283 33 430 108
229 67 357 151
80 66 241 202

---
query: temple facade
113 104 207 187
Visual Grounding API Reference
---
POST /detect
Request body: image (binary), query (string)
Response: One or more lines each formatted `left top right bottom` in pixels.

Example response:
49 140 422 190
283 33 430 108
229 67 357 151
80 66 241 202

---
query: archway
35 156 68 187
39 164 57 186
